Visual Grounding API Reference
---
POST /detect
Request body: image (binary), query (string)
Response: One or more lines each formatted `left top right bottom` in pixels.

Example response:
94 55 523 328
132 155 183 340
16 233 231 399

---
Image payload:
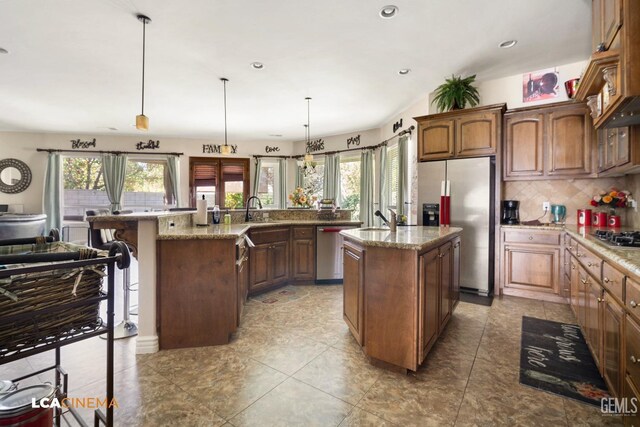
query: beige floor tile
339 407 395 426
358 370 465 426
229 378 353 427
293 346 381 404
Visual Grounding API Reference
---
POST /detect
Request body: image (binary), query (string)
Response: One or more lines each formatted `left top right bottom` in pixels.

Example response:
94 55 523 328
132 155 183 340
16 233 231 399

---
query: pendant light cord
222 78 228 147
141 18 146 115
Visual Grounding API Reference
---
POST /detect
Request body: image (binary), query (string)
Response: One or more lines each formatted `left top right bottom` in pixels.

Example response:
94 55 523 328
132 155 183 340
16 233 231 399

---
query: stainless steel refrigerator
417 157 495 295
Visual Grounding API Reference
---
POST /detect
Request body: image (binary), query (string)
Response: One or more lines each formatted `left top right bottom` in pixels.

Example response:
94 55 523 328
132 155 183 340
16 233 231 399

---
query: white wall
0 131 295 213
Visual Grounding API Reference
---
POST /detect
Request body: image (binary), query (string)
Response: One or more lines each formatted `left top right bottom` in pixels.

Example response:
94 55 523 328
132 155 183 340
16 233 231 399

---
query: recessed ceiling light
250 62 264 70
498 40 517 49
379 5 398 19
398 69 411 75
0 48 8 54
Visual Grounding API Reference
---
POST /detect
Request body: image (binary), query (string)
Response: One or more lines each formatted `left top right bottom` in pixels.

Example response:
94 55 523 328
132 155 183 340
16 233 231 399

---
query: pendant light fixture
220 78 231 155
304 97 314 162
135 14 151 131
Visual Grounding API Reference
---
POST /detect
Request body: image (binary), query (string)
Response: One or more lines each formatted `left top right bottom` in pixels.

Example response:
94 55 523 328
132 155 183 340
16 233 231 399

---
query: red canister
592 212 608 227
609 215 621 228
578 209 592 226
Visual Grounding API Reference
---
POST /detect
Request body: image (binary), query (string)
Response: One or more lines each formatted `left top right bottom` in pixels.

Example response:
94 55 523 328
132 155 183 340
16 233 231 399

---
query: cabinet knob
632 355 638 364
528 236 533 241
631 300 638 308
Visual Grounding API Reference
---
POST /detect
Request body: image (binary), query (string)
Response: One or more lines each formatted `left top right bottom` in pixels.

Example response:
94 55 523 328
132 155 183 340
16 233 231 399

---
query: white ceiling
0 0 591 142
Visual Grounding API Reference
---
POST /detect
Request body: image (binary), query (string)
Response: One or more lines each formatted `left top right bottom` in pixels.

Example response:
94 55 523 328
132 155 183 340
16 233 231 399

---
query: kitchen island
340 226 462 372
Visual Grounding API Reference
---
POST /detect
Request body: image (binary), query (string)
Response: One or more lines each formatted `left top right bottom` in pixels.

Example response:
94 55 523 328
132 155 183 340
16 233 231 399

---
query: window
189 157 249 209
340 156 361 220
386 144 399 209
123 159 174 211
62 156 108 219
256 160 279 208
302 160 324 200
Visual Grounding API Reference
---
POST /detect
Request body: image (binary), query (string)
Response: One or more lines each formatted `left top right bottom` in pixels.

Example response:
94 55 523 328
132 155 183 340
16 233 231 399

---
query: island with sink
340 226 462 372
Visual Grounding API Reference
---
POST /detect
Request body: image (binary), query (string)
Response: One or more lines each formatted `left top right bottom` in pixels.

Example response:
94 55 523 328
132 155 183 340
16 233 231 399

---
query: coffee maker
501 200 520 225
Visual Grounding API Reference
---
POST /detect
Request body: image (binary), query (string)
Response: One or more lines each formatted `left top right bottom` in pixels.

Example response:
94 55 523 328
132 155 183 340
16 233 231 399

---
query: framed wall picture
523 68 560 103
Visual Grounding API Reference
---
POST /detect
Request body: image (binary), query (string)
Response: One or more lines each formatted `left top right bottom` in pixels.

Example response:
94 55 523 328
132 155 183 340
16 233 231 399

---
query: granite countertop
157 220 363 240
564 225 640 277
339 226 462 250
501 224 566 231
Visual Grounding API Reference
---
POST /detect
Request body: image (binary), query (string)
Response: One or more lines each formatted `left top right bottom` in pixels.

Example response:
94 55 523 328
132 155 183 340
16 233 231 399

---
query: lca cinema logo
601 397 638 416
32 397 119 409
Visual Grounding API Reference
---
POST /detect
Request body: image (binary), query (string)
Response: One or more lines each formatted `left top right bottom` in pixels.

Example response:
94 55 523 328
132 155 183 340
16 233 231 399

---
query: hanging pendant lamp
304 97 313 162
135 14 151 131
220 78 231 155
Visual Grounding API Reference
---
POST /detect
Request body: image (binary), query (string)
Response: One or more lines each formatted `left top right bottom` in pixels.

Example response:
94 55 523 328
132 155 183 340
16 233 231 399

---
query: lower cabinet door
603 292 624 397
503 244 561 295
343 244 364 345
249 243 271 292
270 241 290 285
419 248 440 362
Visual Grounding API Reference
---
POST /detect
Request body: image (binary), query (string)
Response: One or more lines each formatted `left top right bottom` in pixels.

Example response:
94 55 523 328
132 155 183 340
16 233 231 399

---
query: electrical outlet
543 201 550 211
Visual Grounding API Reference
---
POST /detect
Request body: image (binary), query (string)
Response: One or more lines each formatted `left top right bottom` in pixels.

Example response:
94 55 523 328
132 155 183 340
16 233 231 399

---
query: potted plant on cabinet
432 74 480 112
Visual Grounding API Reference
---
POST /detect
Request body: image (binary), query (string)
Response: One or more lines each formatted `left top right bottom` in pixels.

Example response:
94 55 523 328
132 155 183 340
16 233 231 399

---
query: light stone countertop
564 225 640 277
157 220 363 240
339 226 462 250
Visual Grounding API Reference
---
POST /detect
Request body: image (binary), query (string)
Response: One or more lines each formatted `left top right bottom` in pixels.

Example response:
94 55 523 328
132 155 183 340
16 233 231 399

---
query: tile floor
0 285 624 426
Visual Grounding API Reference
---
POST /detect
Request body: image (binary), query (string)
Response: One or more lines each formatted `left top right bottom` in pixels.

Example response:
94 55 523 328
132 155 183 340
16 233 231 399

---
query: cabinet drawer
602 261 625 303
576 244 603 280
293 226 314 239
249 227 290 245
626 315 640 387
503 230 561 245
627 278 640 318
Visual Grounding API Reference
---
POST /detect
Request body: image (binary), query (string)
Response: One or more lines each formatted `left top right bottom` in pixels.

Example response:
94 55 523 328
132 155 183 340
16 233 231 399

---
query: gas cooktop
593 230 640 248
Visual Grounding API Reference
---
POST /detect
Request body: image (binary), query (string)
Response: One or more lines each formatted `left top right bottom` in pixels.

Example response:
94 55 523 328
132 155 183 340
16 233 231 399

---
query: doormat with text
519 316 610 406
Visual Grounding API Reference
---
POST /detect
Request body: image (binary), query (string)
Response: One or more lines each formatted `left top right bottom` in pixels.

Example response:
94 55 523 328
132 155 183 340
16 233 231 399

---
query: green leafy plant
432 74 480 112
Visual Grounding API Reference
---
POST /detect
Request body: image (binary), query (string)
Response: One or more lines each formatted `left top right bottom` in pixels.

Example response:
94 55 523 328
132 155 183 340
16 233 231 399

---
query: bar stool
86 209 138 339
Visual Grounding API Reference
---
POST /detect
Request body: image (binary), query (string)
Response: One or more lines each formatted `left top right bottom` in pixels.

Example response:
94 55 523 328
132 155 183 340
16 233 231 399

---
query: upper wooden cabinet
504 102 595 181
577 0 640 129
415 104 505 162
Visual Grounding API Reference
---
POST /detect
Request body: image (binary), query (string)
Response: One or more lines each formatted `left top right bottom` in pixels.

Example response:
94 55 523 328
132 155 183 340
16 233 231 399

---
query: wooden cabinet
577 0 640 129
291 226 315 282
501 228 563 302
343 242 364 345
415 104 505 162
157 239 238 350
452 237 461 309
598 126 640 176
418 119 454 161
342 232 461 371
419 248 440 362
603 292 625 397
504 112 544 178
504 102 594 180
248 227 290 294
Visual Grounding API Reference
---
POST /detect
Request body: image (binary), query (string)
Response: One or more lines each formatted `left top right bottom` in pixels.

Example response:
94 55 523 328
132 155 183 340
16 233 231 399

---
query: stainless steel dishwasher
316 225 357 284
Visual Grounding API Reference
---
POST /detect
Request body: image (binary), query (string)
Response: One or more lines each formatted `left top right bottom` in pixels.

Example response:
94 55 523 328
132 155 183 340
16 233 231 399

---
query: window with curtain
340 155 361 220
386 143 399 209
123 159 175 211
256 160 281 208
62 156 108 220
303 159 324 199
189 157 250 209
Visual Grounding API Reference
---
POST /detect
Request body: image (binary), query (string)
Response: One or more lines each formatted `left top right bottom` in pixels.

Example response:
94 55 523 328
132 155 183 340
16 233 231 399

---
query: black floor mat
519 316 609 406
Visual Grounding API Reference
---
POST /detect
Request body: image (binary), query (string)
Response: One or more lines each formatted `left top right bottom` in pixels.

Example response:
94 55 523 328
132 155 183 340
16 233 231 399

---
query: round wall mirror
0 159 32 194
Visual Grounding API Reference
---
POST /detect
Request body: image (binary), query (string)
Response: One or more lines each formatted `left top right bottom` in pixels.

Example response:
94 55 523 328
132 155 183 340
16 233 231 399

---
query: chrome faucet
374 209 397 232
245 196 263 222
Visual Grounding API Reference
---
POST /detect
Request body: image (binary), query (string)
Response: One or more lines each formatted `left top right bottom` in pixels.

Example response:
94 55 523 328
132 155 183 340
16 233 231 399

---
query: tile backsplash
625 173 640 228
503 177 630 225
